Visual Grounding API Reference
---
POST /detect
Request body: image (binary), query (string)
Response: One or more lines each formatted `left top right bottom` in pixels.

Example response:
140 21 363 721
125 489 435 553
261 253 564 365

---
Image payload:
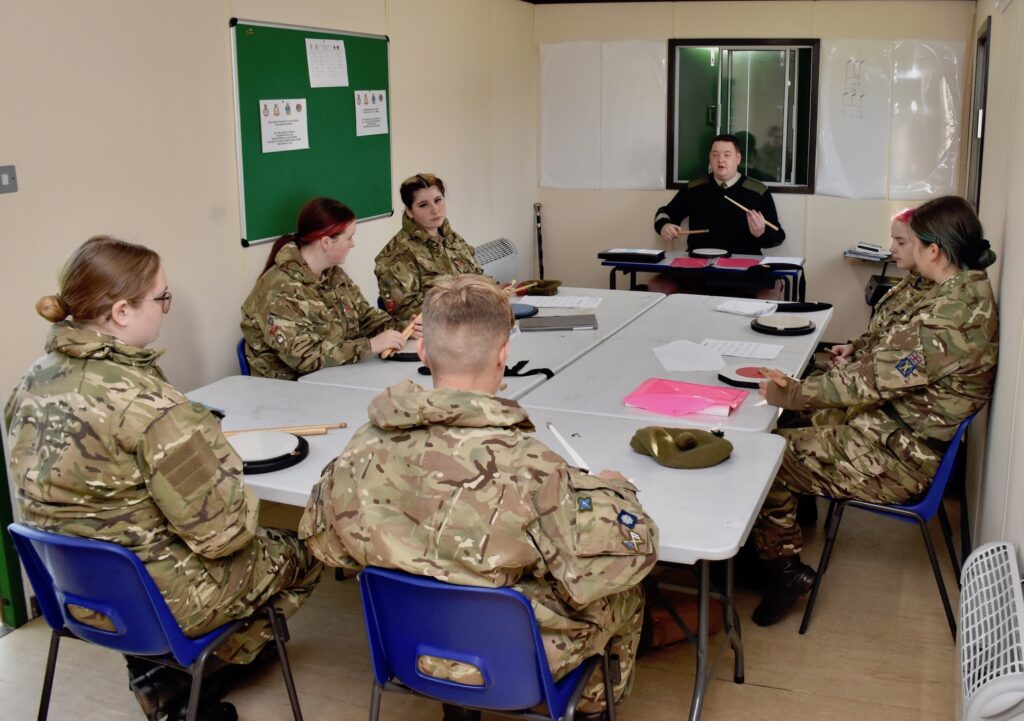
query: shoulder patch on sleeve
895 352 923 378
741 177 769 195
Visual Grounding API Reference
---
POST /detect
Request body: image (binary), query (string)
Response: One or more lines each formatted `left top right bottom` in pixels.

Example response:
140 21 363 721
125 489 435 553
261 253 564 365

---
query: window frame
666 38 820 194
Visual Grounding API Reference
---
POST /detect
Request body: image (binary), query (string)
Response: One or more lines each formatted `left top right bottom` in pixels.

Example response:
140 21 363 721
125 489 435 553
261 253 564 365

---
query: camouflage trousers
752 410 932 560
418 584 645 713
152 527 323 664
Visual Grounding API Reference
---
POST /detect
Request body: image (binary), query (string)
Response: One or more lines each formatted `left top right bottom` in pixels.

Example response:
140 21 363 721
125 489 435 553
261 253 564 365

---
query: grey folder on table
518 314 598 332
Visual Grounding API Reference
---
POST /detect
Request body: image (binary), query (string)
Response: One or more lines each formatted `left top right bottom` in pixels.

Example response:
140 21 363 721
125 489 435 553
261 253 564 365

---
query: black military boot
167 700 238 721
751 555 816 627
441 704 481 721
126 657 191 721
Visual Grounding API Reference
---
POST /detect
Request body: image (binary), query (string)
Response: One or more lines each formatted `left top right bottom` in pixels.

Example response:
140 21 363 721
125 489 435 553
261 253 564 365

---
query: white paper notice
355 90 389 136
306 38 348 87
259 99 309 153
701 339 783 360
653 340 725 372
522 295 603 309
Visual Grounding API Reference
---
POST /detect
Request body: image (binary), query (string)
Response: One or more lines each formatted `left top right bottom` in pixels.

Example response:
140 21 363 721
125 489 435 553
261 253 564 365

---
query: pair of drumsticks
223 422 347 437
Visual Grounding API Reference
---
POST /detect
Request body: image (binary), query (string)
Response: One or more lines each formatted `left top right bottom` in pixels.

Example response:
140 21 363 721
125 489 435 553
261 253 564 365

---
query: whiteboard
889 40 964 200
540 42 601 188
816 40 892 199
600 41 666 190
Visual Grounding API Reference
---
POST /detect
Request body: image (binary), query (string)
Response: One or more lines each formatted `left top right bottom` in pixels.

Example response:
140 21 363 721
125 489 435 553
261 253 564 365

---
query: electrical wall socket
0 165 18 194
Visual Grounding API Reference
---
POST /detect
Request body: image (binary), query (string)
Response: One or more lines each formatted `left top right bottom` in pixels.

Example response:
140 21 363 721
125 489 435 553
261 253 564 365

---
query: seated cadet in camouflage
241 197 412 380
752 196 999 627
825 208 934 368
300 275 658 719
374 173 494 323
6 237 323 721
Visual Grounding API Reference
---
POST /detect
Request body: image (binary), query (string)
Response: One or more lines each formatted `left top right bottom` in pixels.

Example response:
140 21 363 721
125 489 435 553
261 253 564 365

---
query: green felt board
232 21 392 244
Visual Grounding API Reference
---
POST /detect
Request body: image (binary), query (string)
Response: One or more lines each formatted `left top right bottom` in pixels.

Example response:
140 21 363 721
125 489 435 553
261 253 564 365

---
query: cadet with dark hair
300 275 658 720
751 195 999 626
374 173 491 323
7 236 323 721
241 196 409 380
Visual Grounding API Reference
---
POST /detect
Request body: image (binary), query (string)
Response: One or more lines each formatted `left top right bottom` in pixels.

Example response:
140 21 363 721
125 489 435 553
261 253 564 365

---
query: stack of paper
715 300 778 317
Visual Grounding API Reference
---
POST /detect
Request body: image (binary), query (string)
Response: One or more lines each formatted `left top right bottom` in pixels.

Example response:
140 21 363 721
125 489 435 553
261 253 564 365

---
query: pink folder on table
671 257 709 269
624 378 748 417
714 257 761 269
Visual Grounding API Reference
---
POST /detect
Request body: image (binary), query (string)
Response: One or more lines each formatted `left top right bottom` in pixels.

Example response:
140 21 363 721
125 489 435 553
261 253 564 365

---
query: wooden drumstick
224 422 347 437
758 368 789 387
723 195 781 231
679 228 710 235
381 315 419 359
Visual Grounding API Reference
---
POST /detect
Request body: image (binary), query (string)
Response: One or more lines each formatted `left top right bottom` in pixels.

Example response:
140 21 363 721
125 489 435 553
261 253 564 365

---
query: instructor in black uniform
655 133 785 254
651 133 786 294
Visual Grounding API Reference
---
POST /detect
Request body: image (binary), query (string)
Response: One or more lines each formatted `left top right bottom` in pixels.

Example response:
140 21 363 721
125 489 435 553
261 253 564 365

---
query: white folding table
298 288 665 399
521 293 832 432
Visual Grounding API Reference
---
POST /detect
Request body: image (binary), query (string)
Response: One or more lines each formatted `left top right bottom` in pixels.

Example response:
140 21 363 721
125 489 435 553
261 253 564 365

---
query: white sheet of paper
653 340 726 372
715 300 778 317
355 90 389 137
521 295 603 309
761 256 805 266
701 339 783 360
306 38 348 87
259 99 309 153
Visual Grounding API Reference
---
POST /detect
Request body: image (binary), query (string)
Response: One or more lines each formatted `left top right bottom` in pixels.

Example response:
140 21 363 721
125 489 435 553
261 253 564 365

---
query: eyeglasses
152 290 172 314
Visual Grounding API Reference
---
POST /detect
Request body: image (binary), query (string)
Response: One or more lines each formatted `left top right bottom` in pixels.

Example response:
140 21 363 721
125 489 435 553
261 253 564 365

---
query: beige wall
534 1 978 343
0 0 537 394
970 0 1024 551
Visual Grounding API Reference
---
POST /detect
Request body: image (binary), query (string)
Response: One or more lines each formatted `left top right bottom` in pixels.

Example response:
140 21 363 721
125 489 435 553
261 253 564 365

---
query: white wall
0 0 537 394
533 1 978 343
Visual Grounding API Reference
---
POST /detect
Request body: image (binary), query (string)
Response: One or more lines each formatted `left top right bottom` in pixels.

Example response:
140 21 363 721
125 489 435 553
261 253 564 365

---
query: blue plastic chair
236 339 251 375
359 566 615 721
8 523 303 721
798 414 976 639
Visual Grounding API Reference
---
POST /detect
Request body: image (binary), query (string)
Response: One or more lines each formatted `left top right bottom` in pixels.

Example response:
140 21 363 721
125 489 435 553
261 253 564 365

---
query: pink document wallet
670 257 709 268
624 378 749 417
714 257 761 269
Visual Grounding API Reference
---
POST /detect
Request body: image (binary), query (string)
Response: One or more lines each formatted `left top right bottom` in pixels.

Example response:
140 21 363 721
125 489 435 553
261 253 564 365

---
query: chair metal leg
602 650 616 721
186 641 220 721
936 502 961 587
916 517 957 639
36 629 61 721
267 607 304 721
368 680 383 721
958 469 972 564
799 503 846 635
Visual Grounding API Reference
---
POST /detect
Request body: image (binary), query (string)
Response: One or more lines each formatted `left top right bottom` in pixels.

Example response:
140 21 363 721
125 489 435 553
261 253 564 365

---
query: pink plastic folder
624 378 749 417
671 257 709 269
714 257 761 269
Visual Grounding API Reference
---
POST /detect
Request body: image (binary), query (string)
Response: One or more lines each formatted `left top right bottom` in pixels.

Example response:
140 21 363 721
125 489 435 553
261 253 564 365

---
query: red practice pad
718 364 764 389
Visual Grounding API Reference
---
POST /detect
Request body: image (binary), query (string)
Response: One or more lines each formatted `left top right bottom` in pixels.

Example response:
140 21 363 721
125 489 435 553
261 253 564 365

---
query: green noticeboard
231 20 393 245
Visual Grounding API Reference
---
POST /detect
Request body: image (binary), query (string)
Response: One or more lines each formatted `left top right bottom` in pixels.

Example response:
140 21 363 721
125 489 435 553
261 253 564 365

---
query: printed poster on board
355 90 389 137
306 38 348 88
259 99 309 153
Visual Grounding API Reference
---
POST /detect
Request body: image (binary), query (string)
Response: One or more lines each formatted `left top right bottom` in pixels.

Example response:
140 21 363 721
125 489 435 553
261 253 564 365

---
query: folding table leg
687 560 711 721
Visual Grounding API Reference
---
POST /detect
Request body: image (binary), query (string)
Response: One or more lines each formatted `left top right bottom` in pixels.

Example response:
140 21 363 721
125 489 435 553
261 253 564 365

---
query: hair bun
36 294 70 323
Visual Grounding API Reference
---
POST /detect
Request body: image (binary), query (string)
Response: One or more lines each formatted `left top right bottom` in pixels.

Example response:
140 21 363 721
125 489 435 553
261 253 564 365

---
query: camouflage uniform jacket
5 323 260 624
300 380 658 629
241 243 397 380
782 270 998 476
374 215 488 322
851 273 935 354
